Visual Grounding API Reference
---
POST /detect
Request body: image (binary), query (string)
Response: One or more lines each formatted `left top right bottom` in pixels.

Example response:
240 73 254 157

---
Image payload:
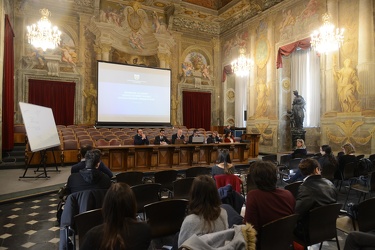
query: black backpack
357 158 374 176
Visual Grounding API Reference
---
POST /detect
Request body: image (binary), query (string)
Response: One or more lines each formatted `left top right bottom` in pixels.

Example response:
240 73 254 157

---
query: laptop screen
192 137 205 144
175 139 185 144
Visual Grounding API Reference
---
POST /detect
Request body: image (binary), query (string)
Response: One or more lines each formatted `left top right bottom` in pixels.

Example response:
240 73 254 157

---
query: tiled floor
0 165 367 249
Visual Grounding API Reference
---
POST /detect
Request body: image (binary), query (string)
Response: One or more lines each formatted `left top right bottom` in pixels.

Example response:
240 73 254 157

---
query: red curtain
28 79 75 125
2 15 15 150
276 37 311 69
183 91 211 131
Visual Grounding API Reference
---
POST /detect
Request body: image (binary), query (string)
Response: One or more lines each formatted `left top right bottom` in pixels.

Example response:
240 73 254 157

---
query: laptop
192 136 205 144
175 139 185 144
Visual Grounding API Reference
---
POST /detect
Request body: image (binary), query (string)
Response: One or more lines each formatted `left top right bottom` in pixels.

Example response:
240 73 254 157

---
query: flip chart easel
18 102 61 179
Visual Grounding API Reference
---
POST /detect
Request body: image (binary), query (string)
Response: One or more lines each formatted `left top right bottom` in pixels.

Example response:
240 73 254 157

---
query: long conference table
97 142 250 172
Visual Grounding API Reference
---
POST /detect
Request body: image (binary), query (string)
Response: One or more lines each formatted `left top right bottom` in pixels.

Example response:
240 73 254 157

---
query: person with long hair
178 175 228 247
81 183 151 250
244 161 295 246
223 131 236 143
318 145 338 176
291 139 307 158
211 149 234 178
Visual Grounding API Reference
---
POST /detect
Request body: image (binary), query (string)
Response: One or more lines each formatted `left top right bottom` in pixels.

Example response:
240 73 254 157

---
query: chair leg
344 188 352 208
319 242 323 250
335 236 341 250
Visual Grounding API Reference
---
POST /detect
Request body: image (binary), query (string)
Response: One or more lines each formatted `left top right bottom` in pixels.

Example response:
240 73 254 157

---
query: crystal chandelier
231 47 253 77
27 9 61 51
310 13 344 54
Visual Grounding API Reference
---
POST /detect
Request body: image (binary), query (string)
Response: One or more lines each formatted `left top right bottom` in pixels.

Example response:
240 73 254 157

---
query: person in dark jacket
291 139 307 158
207 131 222 144
71 145 113 178
134 129 150 145
66 149 112 194
154 129 171 145
294 158 338 241
336 142 357 179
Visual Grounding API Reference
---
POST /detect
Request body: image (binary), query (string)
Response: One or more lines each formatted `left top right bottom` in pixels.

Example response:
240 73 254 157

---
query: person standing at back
66 149 112 194
134 129 149 145
294 158 338 241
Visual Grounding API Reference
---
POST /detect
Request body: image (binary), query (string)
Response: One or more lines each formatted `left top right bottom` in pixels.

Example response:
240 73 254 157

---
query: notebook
192 136 205 144
175 139 185 144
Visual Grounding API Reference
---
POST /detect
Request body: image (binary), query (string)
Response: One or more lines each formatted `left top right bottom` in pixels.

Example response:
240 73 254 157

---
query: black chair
357 197 375 232
260 214 299 250
356 154 365 161
185 166 210 178
321 163 336 182
338 162 358 191
261 154 277 164
59 189 107 250
173 177 194 199
278 158 302 182
345 171 375 205
115 171 144 186
284 181 303 199
73 208 103 249
154 170 178 197
294 203 342 250
144 199 188 239
131 183 161 219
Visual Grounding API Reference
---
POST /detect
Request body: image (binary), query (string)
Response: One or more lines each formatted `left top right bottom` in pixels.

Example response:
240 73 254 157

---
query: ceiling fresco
182 0 234 10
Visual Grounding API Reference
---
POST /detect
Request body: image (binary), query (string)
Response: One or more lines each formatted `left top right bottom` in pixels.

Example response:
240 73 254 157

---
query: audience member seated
244 161 295 246
207 131 222 144
71 145 113 178
291 139 307 158
318 145 338 177
81 182 151 250
172 129 186 144
211 149 234 178
134 129 150 145
336 142 357 179
154 129 171 145
294 158 338 241
177 175 228 247
188 129 200 144
344 231 375 250
285 144 337 184
66 149 112 194
223 131 235 143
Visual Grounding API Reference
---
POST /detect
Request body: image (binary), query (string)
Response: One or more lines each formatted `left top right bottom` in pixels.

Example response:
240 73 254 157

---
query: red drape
28 79 75 125
182 91 211 131
276 37 311 69
2 15 15 150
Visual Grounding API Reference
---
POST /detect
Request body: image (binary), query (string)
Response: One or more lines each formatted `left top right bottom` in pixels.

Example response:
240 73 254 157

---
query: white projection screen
97 61 171 127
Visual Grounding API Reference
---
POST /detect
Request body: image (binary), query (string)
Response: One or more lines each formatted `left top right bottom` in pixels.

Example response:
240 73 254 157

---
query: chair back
214 174 242 193
343 162 358 179
280 154 292 166
173 178 194 199
154 170 178 191
144 199 188 238
284 181 303 199
185 166 210 177
288 158 303 171
262 154 277 164
357 197 375 232
261 214 299 250
116 171 144 186
321 163 336 181
131 183 161 214
74 208 103 248
305 203 342 246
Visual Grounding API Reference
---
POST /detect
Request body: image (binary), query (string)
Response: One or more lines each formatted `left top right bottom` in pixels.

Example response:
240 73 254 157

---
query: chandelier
310 13 344 54
27 9 61 51
231 47 253 77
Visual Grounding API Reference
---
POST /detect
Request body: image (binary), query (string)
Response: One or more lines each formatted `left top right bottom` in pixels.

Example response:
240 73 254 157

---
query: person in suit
188 129 200 144
154 129 170 145
207 131 222 144
81 182 151 250
294 158 338 241
134 129 149 145
66 149 112 194
71 145 113 178
171 129 186 144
